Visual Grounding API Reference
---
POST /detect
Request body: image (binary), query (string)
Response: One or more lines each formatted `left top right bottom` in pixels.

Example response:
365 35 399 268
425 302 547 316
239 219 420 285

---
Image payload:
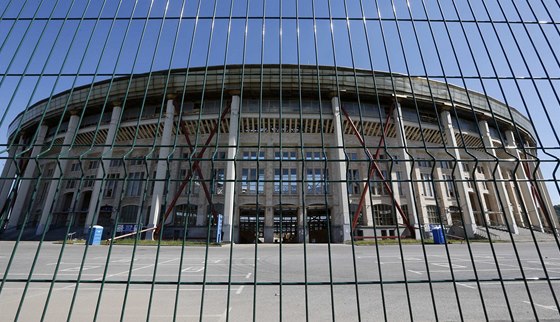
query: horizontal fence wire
1 0 560 321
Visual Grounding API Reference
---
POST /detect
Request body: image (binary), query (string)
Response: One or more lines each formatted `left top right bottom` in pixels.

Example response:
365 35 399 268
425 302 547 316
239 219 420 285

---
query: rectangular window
110 159 122 168
305 151 325 160
274 151 297 160
104 173 120 198
347 169 360 194
443 174 455 198
180 169 200 195
417 159 433 168
274 168 297 194
440 160 451 169
396 171 404 196
125 172 144 197
70 162 80 172
241 168 264 194
306 168 328 194
371 170 388 196
88 160 99 170
66 179 77 190
84 175 95 188
242 151 265 160
213 168 225 195
466 177 473 189
129 158 143 166
421 173 434 197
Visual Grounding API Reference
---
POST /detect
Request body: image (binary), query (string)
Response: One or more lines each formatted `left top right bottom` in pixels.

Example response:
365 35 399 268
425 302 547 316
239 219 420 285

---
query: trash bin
88 225 104 245
431 225 445 244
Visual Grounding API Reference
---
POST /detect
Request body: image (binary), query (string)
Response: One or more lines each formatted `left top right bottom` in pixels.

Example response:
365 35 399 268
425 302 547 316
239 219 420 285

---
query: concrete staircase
446 224 558 243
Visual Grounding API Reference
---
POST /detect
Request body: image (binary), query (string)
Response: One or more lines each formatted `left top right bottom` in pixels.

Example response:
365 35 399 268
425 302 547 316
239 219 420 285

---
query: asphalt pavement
1 241 560 321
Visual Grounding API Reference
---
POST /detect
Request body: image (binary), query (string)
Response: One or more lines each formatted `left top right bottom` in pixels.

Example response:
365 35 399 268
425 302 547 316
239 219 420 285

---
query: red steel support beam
173 100 221 222
340 105 414 238
350 106 393 229
154 101 231 238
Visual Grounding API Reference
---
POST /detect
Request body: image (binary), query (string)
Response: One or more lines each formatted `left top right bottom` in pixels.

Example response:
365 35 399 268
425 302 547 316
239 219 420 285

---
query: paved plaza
1 241 560 321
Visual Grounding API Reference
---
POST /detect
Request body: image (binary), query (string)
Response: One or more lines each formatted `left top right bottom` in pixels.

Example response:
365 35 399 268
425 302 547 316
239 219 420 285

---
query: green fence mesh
1 1 560 321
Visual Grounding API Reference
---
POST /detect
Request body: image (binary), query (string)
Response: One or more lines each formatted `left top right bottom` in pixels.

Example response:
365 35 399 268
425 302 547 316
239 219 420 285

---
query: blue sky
1 0 560 203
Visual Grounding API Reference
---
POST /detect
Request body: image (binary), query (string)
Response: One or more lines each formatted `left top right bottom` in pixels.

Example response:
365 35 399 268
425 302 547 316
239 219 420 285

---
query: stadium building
0 65 557 243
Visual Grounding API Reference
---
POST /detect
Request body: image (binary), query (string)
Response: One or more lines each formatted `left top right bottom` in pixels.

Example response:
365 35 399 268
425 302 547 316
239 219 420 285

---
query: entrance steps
447 224 558 243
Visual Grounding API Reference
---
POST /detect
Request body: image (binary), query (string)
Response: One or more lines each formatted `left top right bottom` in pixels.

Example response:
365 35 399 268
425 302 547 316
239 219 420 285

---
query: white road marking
407 269 422 275
1 286 245 292
417 268 540 273
246 272 252 279
111 258 136 263
182 266 205 273
3 272 248 277
456 283 476 289
405 257 423 261
431 263 466 269
100 257 179 279
218 308 233 322
523 301 559 311
236 286 244 295
61 265 100 272
529 260 560 267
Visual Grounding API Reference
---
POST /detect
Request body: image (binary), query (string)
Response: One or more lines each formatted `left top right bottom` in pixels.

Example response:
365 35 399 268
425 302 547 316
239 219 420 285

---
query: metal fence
1 0 560 321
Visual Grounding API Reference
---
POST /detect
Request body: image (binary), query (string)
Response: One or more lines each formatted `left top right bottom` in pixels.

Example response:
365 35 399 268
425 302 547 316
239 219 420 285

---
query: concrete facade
1 66 556 242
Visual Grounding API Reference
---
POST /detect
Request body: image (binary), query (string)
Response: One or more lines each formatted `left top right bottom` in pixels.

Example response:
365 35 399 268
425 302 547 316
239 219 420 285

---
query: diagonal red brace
154 100 231 238
340 105 413 237
350 106 393 229
173 99 223 222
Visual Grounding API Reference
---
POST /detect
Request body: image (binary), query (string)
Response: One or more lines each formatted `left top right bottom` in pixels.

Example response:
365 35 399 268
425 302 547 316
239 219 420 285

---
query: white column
440 110 476 237
36 113 80 235
146 96 176 240
363 182 374 227
331 96 351 242
0 136 25 213
393 102 421 238
433 166 451 225
478 120 518 234
475 181 490 225
8 125 49 229
298 207 307 243
532 166 559 231
84 104 122 233
503 169 525 227
222 95 240 243
505 130 543 232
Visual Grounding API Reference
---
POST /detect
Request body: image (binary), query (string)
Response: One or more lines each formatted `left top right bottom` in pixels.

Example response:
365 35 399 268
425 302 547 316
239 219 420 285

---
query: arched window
119 205 139 223
427 205 440 224
448 206 462 224
373 204 395 226
173 204 197 227
350 204 364 226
